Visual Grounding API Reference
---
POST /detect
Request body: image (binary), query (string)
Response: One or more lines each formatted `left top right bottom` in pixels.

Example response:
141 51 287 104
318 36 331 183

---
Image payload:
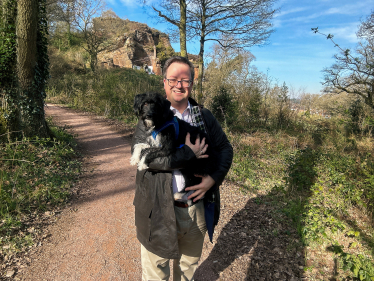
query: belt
174 201 190 208
174 200 200 208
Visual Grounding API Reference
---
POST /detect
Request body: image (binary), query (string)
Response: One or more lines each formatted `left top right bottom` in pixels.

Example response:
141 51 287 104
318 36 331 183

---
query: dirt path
19 104 139 280
17 104 305 281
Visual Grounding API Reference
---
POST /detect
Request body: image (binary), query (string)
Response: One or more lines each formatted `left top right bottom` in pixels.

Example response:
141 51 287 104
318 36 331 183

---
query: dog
130 92 216 205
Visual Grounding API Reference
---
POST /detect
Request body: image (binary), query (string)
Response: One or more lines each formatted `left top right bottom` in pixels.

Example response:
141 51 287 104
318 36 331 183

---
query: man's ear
133 93 146 116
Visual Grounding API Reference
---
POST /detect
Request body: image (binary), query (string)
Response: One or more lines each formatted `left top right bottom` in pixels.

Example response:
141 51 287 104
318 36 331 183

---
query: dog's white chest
147 134 162 147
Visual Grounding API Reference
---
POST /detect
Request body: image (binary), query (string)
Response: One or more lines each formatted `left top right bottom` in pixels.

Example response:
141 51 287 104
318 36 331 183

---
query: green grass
46 67 164 125
0 121 81 253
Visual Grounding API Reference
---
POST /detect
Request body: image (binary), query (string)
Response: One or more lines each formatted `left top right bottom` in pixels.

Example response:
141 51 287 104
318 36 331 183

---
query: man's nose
175 81 183 88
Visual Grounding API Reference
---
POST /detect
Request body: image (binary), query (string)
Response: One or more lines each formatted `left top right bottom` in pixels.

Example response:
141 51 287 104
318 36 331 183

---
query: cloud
318 22 360 43
119 0 139 7
275 7 309 18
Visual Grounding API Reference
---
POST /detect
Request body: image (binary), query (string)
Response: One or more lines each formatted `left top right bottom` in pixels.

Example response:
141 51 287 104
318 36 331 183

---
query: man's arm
185 109 233 201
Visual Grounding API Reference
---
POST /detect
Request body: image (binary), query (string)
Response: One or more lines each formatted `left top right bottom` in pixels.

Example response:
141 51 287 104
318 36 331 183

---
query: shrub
210 86 238 127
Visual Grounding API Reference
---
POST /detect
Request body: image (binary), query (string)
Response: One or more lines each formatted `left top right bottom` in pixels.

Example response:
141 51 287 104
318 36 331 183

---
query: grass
46 67 164 125
0 121 81 254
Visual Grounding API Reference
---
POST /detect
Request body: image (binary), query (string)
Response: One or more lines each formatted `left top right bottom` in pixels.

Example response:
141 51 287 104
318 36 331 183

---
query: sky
106 0 373 95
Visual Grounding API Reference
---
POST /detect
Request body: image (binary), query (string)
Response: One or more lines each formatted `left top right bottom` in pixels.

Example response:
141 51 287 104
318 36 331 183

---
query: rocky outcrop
97 19 172 75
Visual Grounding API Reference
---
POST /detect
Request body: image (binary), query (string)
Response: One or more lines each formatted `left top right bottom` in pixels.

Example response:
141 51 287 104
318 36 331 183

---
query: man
132 56 233 281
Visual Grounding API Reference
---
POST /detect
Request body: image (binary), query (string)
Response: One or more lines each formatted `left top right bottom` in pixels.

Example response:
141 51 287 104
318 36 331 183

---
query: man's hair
163 56 195 81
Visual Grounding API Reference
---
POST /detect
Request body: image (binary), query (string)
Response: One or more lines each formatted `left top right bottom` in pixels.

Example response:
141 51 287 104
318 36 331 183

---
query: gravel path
19 104 139 280
16 104 305 281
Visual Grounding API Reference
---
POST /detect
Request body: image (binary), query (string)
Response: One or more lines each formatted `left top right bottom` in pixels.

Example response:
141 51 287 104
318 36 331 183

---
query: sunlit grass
0 122 81 253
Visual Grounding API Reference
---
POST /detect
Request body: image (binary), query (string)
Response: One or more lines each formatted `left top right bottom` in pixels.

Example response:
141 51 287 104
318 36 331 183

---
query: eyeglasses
166 79 192 87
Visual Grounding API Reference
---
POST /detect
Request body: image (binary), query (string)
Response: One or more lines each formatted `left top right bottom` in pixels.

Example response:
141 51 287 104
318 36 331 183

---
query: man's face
164 62 193 107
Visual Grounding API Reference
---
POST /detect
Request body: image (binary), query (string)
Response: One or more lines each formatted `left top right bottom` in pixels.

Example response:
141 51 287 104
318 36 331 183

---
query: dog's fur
130 92 216 205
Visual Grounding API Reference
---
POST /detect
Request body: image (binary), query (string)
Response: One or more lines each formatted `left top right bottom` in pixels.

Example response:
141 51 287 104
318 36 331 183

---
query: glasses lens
167 79 190 87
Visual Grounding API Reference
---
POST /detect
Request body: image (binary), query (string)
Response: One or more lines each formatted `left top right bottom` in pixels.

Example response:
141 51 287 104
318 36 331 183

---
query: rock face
97 19 172 75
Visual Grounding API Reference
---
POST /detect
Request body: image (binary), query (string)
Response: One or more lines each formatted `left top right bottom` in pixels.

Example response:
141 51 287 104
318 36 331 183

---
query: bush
210 86 238 127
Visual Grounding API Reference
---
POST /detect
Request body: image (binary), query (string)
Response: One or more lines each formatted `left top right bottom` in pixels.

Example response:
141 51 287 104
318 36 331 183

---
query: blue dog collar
151 117 184 148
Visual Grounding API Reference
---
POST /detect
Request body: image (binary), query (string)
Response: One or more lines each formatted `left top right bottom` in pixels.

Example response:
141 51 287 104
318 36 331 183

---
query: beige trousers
141 200 207 281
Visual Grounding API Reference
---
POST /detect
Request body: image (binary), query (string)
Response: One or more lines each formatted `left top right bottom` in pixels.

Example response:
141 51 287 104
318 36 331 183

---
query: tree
188 0 277 102
312 12 374 110
357 11 374 39
46 0 77 47
74 0 109 71
0 0 50 138
0 0 19 133
143 0 188 58
16 0 50 137
204 41 256 100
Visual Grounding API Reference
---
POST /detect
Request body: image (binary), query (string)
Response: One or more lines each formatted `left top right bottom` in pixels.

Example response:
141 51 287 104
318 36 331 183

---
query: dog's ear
133 93 146 116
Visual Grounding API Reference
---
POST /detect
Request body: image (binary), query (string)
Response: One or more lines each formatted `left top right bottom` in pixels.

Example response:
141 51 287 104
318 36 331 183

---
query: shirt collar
170 101 191 115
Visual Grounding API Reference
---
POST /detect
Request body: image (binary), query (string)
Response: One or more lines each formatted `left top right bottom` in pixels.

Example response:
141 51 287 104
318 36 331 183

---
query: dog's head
133 92 172 128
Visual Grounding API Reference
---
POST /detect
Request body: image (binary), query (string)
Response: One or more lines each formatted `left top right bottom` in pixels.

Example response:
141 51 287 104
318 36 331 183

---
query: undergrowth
227 115 374 280
0 122 81 254
46 67 164 126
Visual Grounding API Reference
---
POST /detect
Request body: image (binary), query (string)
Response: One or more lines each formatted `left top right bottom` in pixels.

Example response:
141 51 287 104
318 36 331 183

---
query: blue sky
106 0 373 95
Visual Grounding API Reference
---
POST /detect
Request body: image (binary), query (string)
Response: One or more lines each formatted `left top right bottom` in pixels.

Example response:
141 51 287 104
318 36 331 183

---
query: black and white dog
130 92 216 205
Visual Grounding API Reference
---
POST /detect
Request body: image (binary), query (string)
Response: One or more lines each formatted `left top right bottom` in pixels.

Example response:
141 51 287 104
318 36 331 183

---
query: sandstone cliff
97 19 173 75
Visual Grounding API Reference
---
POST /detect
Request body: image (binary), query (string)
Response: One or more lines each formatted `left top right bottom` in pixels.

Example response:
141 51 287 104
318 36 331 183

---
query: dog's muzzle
144 119 154 127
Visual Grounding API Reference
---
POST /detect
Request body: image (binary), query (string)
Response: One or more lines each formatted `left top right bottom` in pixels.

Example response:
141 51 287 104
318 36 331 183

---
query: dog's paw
130 155 138 166
174 193 193 206
131 143 150 165
137 156 149 171
174 192 185 201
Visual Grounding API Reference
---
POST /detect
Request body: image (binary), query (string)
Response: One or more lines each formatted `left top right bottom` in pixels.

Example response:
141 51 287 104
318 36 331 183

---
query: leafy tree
46 0 77 47
312 11 374 110
276 82 291 128
156 39 176 67
210 86 238 127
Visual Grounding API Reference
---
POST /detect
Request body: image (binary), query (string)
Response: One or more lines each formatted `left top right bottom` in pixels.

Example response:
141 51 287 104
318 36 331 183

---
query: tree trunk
16 0 50 137
16 0 38 91
1 0 21 137
90 52 97 71
179 0 187 57
197 5 206 104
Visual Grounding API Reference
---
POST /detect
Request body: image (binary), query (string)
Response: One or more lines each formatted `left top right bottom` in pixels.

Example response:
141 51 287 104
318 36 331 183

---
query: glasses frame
165 78 192 88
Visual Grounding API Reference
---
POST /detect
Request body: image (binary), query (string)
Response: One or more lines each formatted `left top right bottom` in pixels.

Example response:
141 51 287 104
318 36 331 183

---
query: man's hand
185 132 209 159
185 175 215 202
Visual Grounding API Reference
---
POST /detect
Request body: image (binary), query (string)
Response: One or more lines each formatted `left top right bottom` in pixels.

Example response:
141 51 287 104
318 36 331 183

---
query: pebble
6 270 15 277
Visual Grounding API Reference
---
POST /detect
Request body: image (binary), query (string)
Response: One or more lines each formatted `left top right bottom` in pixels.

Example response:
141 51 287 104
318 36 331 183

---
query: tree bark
197 4 206 103
16 0 50 138
179 0 187 57
16 0 38 91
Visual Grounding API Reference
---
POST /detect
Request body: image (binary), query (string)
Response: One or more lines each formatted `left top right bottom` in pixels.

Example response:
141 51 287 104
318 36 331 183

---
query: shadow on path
195 195 305 280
